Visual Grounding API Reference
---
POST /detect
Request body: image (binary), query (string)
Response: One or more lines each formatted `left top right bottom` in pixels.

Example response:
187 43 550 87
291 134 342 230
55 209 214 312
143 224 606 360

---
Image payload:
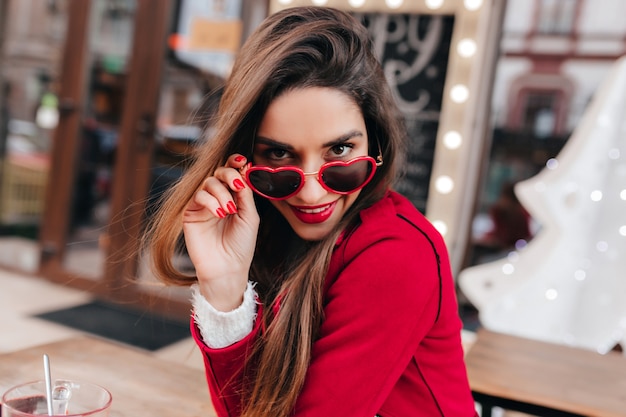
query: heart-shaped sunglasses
245 154 383 200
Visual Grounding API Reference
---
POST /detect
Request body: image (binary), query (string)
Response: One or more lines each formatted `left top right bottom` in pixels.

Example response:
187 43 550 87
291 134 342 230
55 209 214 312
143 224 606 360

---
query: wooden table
465 329 626 417
0 336 216 417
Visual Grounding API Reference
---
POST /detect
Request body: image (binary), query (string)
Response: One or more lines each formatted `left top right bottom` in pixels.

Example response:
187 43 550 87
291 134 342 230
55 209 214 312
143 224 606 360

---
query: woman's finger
213 156 257 217
226 154 248 168
184 187 225 221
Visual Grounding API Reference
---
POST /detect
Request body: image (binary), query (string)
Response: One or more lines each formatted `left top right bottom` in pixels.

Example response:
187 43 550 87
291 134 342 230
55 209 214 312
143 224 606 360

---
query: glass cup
2 379 112 416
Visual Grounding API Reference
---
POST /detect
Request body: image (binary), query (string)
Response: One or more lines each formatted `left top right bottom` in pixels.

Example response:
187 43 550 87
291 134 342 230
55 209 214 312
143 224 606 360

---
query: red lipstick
290 201 337 224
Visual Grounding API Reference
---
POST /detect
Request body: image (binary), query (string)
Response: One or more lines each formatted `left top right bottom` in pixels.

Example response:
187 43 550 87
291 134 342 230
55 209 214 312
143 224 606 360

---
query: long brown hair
145 6 407 417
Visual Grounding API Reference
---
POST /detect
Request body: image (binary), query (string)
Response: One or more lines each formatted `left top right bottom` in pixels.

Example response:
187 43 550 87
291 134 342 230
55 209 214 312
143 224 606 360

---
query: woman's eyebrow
255 136 294 150
255 130 364 149
322 130 364 148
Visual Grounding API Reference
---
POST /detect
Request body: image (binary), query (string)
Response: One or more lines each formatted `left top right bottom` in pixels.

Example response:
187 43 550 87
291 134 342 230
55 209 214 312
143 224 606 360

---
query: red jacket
191 191 477 416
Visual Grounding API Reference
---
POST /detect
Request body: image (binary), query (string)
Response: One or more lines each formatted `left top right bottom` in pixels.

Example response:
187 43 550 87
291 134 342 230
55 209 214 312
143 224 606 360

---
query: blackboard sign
356 13 455 213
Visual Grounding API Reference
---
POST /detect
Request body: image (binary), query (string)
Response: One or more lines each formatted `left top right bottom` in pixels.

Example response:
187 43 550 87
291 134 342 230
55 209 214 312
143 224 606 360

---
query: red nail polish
216 208 227 218
234 179 245 190
234 155 245 162
227 201 238 214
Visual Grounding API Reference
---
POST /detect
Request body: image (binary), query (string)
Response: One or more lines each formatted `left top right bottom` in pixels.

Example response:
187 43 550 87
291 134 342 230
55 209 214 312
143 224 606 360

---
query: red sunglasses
245 155 383 200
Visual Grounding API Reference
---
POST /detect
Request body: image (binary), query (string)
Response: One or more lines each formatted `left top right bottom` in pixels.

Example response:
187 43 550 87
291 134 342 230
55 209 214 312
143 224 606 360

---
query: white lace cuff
191 282 258 348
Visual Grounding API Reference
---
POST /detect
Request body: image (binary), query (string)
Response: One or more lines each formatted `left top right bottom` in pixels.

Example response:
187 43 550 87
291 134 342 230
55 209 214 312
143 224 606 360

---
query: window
537 0 579 34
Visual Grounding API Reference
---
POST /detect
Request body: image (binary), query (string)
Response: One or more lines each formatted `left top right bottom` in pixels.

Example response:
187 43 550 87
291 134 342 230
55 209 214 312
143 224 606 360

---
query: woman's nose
296 171 328 202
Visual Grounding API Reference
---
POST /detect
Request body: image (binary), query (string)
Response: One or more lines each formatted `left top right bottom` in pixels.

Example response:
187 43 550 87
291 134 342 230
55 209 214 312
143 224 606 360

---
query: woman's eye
329 144 353 158
265 148 291 161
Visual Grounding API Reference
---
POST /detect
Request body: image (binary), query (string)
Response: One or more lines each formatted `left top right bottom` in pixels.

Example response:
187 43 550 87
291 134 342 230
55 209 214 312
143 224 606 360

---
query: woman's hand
182 154 259 311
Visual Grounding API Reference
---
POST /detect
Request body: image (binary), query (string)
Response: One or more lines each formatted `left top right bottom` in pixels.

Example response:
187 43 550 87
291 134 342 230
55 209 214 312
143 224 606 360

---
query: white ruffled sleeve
191 282 258 348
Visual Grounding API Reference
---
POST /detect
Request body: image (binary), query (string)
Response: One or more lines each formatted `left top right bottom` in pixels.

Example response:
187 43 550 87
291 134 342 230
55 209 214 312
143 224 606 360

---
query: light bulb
432 220 448 236
457 38 477 58
590 190 603 202
36 107 59 129
348 0 366 7
385 0 403 8
443 131 462 149
435 175 454 194
514 239 528 251
450 84 469 103
425 0 444 9
507 251 520 262
464 0 483 10
546 158 558 170
545 288 558 300
596 241 609 252
502 263 515 275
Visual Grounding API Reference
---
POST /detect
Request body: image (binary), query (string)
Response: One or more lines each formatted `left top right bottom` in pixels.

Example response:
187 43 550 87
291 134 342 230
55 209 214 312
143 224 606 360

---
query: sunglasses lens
248 169 302 199
321 159 373 193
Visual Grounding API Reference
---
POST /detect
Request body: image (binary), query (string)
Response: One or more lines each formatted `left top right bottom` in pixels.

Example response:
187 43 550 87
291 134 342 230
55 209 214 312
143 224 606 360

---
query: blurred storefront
0 0 267 319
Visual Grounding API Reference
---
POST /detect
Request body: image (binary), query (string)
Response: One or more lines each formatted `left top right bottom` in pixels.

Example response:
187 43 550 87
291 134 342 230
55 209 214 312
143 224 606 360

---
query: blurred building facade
0 0 267 318
0 1 66 240
468 0 626 265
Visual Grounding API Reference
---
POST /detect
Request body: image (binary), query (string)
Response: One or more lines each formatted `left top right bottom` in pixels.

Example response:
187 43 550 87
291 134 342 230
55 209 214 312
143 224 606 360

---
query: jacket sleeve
191 282 258 348
191 304 264 417
292 222 444 416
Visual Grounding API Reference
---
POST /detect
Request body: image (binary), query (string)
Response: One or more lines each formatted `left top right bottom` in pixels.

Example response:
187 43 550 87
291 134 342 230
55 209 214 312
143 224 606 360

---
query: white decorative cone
459 55 626 354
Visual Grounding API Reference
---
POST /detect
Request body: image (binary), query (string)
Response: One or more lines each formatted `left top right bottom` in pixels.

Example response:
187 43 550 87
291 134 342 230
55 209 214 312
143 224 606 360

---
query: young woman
146 6 477 417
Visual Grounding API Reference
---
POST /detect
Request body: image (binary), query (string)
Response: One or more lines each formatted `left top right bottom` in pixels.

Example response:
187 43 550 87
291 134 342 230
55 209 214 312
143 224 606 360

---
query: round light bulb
514 239 528 251
443 131 462 149
464 0 483 10
545 288 558 300
385 0 403 8
425 0 444 9
546 158 559 170
311 0 327 4
432 220 448 236
590 190 603 202
348 0 366 7
36 107 59 129
574 269 586 281
435 175 454 194
507 251 520 262
457 38 477 58
277 0 293 4
450 84 469 103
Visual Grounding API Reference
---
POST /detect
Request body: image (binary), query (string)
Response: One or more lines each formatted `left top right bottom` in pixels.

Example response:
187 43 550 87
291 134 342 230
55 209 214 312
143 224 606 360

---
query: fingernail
216 208 227 218
234 179 245 190
234 155 246 162
227 201 238 214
